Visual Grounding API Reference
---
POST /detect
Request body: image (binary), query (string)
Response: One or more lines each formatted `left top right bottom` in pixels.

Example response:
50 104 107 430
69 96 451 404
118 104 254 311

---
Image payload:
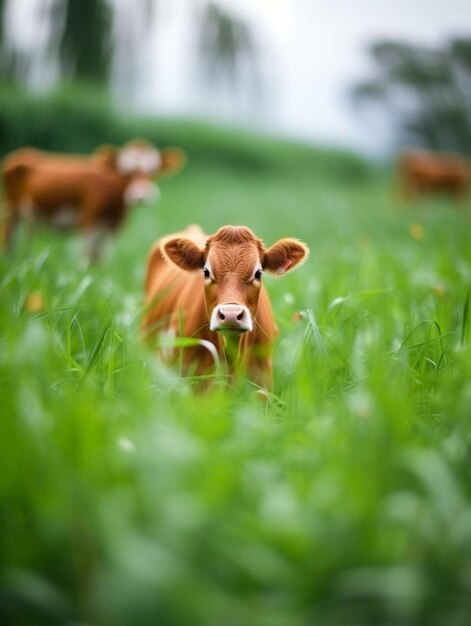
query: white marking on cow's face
117 148 140 174
202 258 215 282
138 150 161 174
117 147 161 174
124 180 160 205
251 264 263 282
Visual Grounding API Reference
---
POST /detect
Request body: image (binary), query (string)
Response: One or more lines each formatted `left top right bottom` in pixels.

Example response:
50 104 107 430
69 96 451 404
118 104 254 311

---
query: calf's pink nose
212 304 252 331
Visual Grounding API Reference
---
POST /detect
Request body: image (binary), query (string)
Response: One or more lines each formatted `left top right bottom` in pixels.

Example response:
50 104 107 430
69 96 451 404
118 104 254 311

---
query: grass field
1 122 471 626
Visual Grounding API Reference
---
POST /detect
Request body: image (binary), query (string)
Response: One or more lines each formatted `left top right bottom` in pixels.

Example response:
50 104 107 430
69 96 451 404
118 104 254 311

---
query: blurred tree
197 1 259 94
0 0 261 104
351 38 471 155
0 0 5 46
0 0 112 85
0 0 14 81
54 0 112 83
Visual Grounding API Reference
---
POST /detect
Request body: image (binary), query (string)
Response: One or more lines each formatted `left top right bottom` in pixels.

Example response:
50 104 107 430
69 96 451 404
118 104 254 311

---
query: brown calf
1 139 185 261
398 150 470 201
142 224 309 387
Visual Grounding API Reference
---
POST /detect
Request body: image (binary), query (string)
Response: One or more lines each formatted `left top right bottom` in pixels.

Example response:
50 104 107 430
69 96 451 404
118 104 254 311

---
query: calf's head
95 139 186 205
162 225 309 334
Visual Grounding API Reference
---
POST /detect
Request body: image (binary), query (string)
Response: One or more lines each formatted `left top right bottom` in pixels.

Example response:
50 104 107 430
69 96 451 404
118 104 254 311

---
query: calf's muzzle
210 304 252 333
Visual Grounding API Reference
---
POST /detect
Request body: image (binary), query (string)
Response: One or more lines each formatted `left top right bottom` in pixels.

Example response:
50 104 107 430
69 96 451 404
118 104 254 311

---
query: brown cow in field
142 224 309 387
398 150 470 201
1 140 185 261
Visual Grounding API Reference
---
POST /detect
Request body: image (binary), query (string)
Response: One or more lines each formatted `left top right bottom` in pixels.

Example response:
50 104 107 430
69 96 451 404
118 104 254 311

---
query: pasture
1 118 471 626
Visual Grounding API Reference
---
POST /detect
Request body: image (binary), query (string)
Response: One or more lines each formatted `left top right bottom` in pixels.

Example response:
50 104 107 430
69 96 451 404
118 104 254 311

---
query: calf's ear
263 239 309 275
162 237 204 271
158 148 187 178
93 145 118 169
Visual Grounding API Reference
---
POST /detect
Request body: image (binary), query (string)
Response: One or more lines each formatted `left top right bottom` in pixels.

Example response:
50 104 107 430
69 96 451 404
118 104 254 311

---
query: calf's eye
203 268 211 279
254 269 262 281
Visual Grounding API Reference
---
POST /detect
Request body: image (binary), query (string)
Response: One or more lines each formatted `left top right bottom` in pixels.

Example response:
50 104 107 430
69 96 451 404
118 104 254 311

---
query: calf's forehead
207 241 262 275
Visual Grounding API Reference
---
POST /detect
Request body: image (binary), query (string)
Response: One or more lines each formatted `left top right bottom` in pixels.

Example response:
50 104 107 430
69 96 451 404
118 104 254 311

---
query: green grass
1 120 471 626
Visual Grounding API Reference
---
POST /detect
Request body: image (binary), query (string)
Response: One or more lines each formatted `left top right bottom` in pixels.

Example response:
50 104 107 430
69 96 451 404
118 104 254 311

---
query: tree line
1 2 469 155
352 37 471 155
0 0 259 96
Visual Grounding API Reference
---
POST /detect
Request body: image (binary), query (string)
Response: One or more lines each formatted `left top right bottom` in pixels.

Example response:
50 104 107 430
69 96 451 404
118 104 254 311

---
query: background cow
1 139 185 261
398 150 470 202
142 224 309 387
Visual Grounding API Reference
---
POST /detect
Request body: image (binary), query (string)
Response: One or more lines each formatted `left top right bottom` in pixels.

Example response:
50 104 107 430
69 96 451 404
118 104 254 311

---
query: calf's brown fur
398 150 470 201
142 224 309 387
2 140 184 260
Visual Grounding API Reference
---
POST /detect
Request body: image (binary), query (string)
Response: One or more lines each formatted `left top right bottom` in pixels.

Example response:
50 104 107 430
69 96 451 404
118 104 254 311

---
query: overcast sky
137 0 471 153
7 0 471 153
272 0 471 151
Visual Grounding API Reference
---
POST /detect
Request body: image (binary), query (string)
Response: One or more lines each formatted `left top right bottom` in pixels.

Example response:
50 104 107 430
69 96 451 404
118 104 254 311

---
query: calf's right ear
162 237 205 271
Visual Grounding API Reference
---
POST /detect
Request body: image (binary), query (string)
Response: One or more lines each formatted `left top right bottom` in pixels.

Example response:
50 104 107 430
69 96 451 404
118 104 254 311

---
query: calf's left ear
162 237 205 271
263 239 309 275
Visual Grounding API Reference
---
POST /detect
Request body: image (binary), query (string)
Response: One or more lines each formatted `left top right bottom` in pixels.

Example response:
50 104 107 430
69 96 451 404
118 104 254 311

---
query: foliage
0 0 112 85
55 0 112 83
1 104 471 625
197 1 259 92
0 0 13 81
351 38 471 155
0 0 260 96
0 84 373 184
0 0 5 45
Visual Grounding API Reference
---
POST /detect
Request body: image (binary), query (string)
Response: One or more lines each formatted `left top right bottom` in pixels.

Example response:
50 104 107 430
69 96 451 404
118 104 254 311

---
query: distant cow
398 150 470 201
142 224 309 387
1 140 185 261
